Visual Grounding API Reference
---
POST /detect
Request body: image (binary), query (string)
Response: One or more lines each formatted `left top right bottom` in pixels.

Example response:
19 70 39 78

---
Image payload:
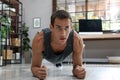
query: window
53 0 120 32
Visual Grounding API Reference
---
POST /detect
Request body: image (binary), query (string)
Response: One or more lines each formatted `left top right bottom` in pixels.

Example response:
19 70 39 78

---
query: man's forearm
31 67 36 76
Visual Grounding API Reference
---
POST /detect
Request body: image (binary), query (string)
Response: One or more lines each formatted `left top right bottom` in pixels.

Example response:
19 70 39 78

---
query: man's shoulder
73 31 81 39
73 31 83 43
73 31 83 53
33 31 44 42
32 31 45 53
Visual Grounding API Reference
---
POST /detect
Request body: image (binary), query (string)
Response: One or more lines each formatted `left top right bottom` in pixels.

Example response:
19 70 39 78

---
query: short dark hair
51 10 72 25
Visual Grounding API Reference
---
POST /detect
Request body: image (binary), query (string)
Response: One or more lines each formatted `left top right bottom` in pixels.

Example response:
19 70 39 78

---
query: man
31 10 86 80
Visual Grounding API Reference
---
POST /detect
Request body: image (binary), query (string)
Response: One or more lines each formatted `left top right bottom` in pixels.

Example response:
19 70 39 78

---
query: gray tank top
42 28 74 64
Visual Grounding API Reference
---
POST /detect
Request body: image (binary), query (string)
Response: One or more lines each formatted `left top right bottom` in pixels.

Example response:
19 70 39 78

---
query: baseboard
83 58 108 62
63 58 109 64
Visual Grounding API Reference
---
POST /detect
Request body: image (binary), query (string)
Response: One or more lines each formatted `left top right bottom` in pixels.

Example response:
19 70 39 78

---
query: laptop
79 19 103 35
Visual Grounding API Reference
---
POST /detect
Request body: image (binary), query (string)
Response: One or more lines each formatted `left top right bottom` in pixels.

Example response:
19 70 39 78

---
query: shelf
2 45 21 47
10 33 22 35
0 0 23 66
0 10 16 16
0 0 19 5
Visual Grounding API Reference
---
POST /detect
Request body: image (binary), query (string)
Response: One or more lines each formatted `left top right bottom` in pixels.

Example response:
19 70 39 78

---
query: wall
20 0 52 45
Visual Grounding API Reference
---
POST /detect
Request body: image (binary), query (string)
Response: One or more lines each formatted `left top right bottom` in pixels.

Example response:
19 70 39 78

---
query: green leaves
0 15 12 39
22 23 32 52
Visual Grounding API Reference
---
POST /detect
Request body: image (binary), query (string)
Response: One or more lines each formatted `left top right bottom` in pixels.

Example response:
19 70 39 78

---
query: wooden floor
0 60 120 80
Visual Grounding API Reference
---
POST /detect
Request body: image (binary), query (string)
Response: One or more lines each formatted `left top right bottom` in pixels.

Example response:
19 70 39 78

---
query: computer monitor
79 19 102 34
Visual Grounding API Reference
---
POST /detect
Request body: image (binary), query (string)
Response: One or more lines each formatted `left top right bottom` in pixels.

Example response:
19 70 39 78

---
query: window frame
53 0 120 32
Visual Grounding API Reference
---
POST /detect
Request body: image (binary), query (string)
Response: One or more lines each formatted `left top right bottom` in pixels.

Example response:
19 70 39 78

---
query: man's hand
72 65 86 79
32 65 47 80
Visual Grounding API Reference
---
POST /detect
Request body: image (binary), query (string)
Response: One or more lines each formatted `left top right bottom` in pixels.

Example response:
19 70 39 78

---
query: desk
80 33 120 40
80 33 120 63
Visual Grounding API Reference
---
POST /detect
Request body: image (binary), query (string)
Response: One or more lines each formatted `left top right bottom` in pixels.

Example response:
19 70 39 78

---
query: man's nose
61 29 66 35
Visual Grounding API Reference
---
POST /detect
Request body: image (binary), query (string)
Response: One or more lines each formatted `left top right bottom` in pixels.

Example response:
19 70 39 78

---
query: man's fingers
73 66 86 79
38 68 47 74
41 65 47 69
38 70 46 74
39 75 46 80
75 66 85 73
37 70 47 79
76 70 86 79
80 69 86 75
33 67 47 80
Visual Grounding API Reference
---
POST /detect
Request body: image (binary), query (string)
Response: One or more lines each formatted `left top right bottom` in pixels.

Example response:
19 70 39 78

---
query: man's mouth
60 38 66 40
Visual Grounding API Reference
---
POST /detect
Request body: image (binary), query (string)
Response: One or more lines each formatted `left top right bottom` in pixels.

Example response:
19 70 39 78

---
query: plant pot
24 51 31 64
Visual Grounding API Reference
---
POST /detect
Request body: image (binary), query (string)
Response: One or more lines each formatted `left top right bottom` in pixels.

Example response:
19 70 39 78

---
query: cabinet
63 34 120 63
81 34 120 63
0 0 23 66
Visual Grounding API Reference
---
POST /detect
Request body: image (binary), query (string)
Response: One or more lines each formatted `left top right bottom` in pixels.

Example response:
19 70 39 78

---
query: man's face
50 18 72 44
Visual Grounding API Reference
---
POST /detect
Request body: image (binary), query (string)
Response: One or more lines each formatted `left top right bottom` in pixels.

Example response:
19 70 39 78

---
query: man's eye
56 26 60 29
65 26 69 30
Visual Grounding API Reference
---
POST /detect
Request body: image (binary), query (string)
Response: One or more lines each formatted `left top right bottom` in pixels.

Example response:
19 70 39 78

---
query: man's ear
50 24 53 31
70 23 73 29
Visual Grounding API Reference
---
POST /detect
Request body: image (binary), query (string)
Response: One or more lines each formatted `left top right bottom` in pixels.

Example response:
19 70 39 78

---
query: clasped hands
33 65 86 80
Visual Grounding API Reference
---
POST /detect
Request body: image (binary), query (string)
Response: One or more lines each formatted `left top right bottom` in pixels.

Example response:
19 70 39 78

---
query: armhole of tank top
68 29 74 43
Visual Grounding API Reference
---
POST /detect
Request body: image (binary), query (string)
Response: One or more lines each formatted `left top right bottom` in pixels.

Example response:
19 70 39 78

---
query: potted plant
0 14 12 45
73 23 79 33
22 23 32 63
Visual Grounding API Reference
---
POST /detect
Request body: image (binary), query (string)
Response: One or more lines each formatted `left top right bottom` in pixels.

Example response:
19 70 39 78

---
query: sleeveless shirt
42 28 74 64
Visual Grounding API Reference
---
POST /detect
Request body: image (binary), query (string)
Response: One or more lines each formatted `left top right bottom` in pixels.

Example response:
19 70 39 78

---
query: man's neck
51 40 66 46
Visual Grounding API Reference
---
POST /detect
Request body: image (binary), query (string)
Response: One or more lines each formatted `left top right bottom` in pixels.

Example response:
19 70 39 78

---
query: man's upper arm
72 31 84 67
31 32 44 67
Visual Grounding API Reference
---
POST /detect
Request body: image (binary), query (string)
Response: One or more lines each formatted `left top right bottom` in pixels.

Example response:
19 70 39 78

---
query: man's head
50 10 73 45
51 10 72 26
